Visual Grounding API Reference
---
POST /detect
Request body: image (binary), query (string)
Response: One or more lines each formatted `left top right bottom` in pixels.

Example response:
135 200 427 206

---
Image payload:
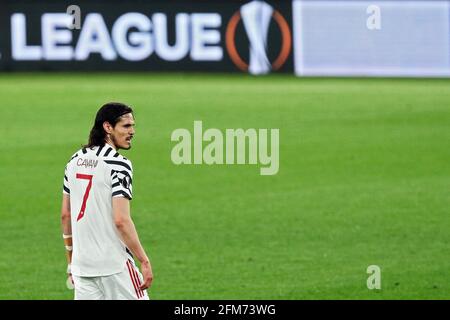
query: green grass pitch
0 73 448 299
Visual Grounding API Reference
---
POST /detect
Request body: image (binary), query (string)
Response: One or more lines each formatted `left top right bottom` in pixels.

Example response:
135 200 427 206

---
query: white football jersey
63 143 134 277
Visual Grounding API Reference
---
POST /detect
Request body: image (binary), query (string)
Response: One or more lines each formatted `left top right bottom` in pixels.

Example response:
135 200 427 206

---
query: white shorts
72 259 149 300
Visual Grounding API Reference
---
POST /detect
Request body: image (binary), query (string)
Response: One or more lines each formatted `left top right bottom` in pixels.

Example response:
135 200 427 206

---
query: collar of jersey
105 142 117 151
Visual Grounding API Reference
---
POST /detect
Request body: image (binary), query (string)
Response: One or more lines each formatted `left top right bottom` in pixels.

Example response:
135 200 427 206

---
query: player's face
110 113 135 150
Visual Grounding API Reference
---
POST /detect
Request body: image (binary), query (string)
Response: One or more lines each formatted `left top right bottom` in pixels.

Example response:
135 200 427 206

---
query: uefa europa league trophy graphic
241 1 274 75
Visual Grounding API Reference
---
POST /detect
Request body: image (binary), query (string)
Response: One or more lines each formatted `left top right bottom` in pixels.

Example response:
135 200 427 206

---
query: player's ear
103 121 113 134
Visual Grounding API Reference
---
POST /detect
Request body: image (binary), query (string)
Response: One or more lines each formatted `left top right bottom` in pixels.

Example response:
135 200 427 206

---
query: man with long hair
60 102 153 300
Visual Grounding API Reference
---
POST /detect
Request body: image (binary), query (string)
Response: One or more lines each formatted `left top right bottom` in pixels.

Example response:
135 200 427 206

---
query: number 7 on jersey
76 173 93 221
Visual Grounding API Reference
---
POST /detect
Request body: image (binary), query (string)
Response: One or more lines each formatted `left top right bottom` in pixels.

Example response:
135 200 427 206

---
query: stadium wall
0 0 449 77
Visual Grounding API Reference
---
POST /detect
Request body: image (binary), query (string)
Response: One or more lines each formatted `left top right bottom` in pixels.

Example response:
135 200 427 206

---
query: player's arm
61 194 73 282
113 197 153 290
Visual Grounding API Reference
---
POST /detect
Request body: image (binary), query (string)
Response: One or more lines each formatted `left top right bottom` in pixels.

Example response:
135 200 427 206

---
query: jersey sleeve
63 165 70 195
110 160 133 200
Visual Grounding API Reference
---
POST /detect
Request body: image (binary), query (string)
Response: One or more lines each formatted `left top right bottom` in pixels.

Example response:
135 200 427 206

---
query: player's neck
105 139 117 151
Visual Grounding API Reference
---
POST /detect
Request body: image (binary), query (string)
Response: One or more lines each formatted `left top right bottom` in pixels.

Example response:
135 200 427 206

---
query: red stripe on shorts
131 264 144 298
126 260 141 298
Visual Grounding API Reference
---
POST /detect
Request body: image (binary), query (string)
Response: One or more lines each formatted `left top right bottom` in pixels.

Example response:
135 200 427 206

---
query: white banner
293 0 450 77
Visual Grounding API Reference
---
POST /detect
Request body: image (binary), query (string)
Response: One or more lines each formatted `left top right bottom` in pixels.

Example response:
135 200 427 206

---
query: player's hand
139 261 153 290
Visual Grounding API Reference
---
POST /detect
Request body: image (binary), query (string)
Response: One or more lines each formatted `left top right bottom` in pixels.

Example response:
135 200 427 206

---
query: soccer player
60 102 153 300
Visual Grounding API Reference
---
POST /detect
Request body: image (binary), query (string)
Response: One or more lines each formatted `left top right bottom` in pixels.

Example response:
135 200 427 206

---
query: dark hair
84 102 133 148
